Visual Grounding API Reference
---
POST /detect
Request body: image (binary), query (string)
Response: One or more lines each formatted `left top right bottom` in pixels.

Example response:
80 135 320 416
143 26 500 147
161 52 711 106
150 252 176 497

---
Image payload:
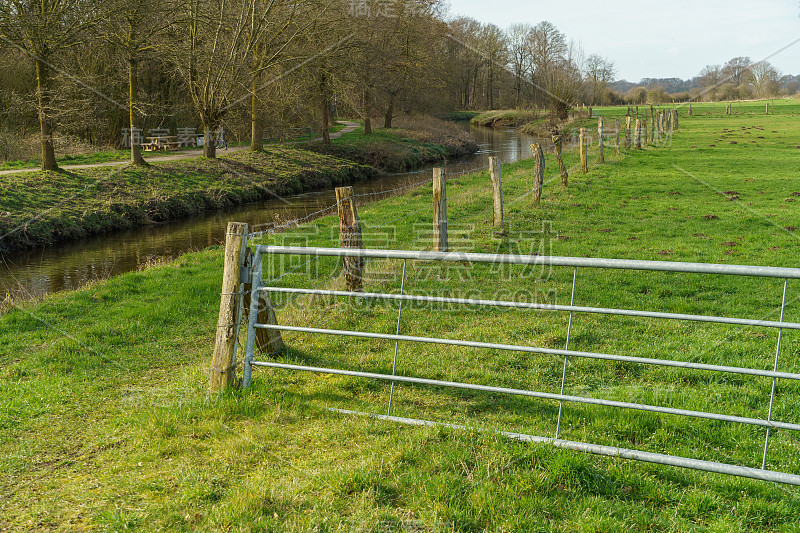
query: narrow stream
1 124 551 301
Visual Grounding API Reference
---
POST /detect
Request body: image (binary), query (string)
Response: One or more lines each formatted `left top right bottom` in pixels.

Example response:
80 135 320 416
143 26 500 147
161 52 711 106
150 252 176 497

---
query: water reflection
1 124 549 301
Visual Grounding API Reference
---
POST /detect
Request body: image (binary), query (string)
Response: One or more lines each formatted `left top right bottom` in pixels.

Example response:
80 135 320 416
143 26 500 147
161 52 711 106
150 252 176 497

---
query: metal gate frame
242 246 800 486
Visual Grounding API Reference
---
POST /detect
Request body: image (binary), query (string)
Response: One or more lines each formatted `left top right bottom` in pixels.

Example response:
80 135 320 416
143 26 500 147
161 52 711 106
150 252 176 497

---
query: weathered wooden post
335 186 364 291
433 168 448 251
654 114 661 144
588 107 593 118
552 135 568 187
672 110 679 130
579 130 588 174
597 116 604 163
624 116 632 150
643 120 648 147
242 249 283 356
634 119 642 149
210 222 249 391
531 143 545 202
649 106 655 144
488 157 503 228
766 102 770 114
688 104 692 116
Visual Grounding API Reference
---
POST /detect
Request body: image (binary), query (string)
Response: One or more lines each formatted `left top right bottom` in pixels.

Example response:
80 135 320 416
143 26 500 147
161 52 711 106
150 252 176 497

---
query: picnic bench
141 135 181 151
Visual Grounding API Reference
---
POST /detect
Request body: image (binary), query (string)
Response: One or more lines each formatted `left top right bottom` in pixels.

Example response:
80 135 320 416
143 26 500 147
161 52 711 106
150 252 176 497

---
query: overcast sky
444 0 800 81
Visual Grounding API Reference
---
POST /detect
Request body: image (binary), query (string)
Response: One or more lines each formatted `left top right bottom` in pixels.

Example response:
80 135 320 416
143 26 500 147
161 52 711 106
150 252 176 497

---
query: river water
1 124 548 301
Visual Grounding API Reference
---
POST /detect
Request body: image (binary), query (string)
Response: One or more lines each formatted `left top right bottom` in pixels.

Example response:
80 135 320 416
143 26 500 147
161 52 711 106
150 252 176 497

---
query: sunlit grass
2 99 800 530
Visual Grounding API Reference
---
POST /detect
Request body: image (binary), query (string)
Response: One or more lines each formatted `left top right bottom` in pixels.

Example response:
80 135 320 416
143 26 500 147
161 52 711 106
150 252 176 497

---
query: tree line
0 0 621 170
609 57 794 105
3 1 789 172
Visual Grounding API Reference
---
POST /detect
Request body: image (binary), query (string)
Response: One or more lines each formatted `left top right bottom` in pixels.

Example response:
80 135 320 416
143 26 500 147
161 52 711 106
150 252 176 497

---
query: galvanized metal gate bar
242 246 800 486
261 287 800 330
255 246 800 279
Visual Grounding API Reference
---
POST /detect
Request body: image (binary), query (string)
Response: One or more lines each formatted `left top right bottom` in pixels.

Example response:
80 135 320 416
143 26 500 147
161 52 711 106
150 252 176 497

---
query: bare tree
585 54 616 105
104 0 175 165
507 24 532 109
529 22 582 121
477 24 507 110
0 0 100 170
168 0 290 158
722 56 752 87
749 61 780 99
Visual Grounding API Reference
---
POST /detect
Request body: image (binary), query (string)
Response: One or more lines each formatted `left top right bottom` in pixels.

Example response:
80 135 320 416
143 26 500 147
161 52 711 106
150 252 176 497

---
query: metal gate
242 246 800 486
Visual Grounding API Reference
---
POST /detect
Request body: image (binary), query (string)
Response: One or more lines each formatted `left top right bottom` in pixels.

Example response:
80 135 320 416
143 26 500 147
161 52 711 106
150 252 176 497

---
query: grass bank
302 116 479 172
471 108 595 137
3 99 800 530
0 147 376 253
470 109 541 128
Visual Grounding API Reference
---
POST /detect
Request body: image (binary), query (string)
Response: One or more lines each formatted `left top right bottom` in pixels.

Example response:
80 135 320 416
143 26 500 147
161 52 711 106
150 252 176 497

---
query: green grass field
2 99 800 531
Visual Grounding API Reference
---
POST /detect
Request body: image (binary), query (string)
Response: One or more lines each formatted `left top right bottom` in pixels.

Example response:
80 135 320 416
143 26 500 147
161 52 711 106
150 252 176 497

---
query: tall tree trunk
128 55 146 166
383 96 394 129
487 67 494 109
363 88 372 135
320 70 330 146
204 124 217 158
35 58 58 172
250 78 263 151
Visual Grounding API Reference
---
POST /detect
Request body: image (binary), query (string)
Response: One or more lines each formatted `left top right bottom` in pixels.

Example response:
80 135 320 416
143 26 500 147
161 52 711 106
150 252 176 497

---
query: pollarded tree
168 0 305 158
0 0 101 170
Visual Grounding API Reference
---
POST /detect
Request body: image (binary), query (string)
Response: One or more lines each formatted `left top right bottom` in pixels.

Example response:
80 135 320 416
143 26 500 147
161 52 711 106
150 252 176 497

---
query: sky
444 0 800 81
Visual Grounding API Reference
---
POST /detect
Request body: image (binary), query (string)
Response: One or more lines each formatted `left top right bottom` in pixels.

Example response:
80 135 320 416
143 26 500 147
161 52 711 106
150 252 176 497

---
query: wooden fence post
634 119 642 149
531 143 545 202
210 221 249 392
688 104 692 116
552 135 568 186
488 157 503 228
654 113 661 144
335 186 364 291
433 168 448 251
649 106 655 144
579 130 588 174
766 102 769 114
624 116 631 150
614 119 620 156
597 116 604 163
672 110 679 130
242 249 283 356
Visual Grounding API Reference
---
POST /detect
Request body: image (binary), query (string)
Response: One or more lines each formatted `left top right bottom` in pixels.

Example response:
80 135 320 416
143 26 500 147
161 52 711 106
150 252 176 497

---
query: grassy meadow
2 99 800 531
